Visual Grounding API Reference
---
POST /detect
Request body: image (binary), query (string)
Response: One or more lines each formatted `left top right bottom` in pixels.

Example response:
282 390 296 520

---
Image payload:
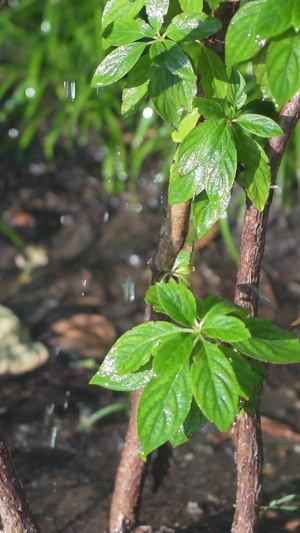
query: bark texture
0 426 41 533
109 201 191 533
232 89 300 533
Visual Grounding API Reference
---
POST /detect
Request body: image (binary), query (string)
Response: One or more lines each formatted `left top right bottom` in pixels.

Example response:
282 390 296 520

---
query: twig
232 89 300 533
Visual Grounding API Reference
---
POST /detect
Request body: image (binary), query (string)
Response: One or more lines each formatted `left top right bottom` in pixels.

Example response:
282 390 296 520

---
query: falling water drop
123 276 136 302
50 426 58 448
64 81 76 101
63 391 70 410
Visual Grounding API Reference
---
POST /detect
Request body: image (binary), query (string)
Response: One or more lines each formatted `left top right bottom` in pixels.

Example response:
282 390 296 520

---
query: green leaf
227 68 247 111
225 0 267 66
198 44 228 98
256 0 294 40
233 113 283 137
202 295 251 320
169 119 236 204
292 1 300 29
266 31 300 108
90 356 153 392
196 298 205 318
194 97 224 119
234 128 271 211
169 399 206 447
252 45 273 103
138 355 192 455
145 0 169 32
221 345 265 400
192 190 231 239
91 42 148 87
121 54 151 117
232 318 300 364
207 0 222 9
113 321 185 373
102 19 155 49
145 283 197 326
179 0 203 12
148 65 196 126
201 315 250 342
172 108 200 142
150 40 195 81
191 340 240 431
153 333 194 374
165 13 221 42
102 0 145 30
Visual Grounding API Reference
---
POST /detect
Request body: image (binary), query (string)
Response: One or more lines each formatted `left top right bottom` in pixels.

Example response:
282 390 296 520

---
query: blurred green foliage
0 0 174 192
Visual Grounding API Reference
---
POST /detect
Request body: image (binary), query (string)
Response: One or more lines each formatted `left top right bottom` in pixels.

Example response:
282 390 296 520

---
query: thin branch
232 89 300 533
109 201 191 533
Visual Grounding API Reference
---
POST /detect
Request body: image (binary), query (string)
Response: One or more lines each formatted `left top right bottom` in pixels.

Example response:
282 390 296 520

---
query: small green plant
89 0 300 531
91 282 300 456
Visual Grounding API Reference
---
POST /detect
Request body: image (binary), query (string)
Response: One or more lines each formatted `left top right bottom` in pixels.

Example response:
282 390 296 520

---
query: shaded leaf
148 65 196 126
192 190 231 239
221 345 266 400
121 54 151 117
234 128 271 211
170 399 206 447
202 295 251 320
194 97 224 119
198 44 228 98
150 40 195 81
292 1 300 29
227 68 247 111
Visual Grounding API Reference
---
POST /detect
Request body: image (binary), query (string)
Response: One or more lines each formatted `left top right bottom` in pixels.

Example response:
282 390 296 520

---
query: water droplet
103 211 109 222
25 87 35 98
142 107 153 119
129 254 140 266
123 276 135 302
154 173 164 183
41 21 51 32
256 34 260 39
64 81 76 101
63 391 70 410
8 128 19 138
60 214 73 225
50 426 58 448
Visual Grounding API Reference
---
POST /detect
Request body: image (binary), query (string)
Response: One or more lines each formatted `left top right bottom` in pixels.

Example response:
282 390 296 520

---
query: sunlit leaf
90 357 153 391
178 0 203 12
165 13 221 42
255 0 293 40
227 68 247 111
138 356 192 455
225 0 267 66
232 318 300 364
191 340 240 431
266 30 300 108
192 190 230 239
202 295 251 320
91 42 148 87
102 0 145 30
172 108 200 142
153 333 194 374
233 113 283 137
145 283 197 326
102 19 155 49
121 55 151 117
201 315 250 342
150 40 195 81
145 0 169 32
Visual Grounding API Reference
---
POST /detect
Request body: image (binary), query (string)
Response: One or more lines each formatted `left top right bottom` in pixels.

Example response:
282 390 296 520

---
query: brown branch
0 426 41 533
232 89 300 533
109 201 191 533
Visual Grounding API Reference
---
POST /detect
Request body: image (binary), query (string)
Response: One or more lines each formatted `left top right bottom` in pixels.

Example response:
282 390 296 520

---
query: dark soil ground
1 146 300 532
